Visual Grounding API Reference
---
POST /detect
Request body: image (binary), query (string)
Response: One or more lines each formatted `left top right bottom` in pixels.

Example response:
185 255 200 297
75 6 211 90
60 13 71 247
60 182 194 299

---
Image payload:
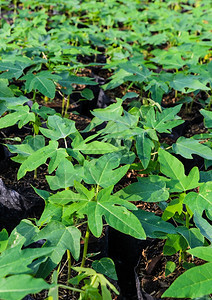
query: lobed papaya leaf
173 136 212 160
158 149 200 192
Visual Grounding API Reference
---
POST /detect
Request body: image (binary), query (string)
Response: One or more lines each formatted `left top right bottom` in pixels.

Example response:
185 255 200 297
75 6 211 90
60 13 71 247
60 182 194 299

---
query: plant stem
179 249 182 265
34 168 37 179
59 284 85 294
207 95 212 110
188 101 193 114
151 145 172 156
13 0 17 22
95 185 99 201
65 95 70 116
32 90 36 102
185 211 190 229
62 95 65 116
80 225 90 268
67 249 72 283
123 82 133 94
90 274 98 286
64 138 68 149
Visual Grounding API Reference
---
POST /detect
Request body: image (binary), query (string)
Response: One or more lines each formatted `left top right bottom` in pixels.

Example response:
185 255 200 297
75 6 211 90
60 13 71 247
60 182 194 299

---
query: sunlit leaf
173 137 212 160
158 149 200 192
162 263 212 298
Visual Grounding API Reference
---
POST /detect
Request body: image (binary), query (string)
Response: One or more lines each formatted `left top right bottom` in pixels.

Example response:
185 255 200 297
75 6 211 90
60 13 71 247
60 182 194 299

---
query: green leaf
81 88 94 100
46 159 83 190
169 73 210 93
0 246 54 277
193 214 212 243
83 153 129 188
165 261 176 276
37 202 63 226
71 267 119 299
92 258 118 280
103 64 151 90
145 79 168 104
98 111 139 139
56 71 73 95
158 149 200 192
0 229 8 253
48 148 69 174
143 32 168 46
1 96 29 108
173 136 212 160
49 189 93 206
102 69 132 90
91 98 123 121
48 270 59 300
122 92 139 101
162 196 183 221
184 182 212 217
58 73 98 86
76 187 145 239
135 133 154 169
17 140 68 179
57 72 98 94
31 103 56 120
176 227 205 249
74 180 96 201
200 109 212 128
74 140 121 155
39 115 76 140
115 175 169 202
182 261 196 270
162 262 212 298
188 247 212 262
7 135 45 163
98 201 144 239
0 106 35 129
34 221 81 278
7 219 39 249
133 210 176 238
21 71 60 99
200 170 212 183
163 234 188 256
0 274 52 300
143 105 184 133
0 58 32 79
49 184 94 216
0 79 14 98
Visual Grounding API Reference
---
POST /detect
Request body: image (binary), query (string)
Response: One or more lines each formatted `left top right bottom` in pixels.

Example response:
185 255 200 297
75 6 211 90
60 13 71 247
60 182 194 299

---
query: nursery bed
0 1 212 300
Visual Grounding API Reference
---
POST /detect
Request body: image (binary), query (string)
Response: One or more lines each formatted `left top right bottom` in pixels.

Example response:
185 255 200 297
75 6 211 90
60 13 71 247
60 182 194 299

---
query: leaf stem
64 138 68 149
34 168 37 179
80 225 90 268
90 274 98 286
151 145 172 156
179 249 182 265
59 284 85 294
32 90 36 102
67 249 72 283
95 185 100 201
62 95 65 116
185 211 190 229
65 95 70 116
13 0 17 22
123 82 134 95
